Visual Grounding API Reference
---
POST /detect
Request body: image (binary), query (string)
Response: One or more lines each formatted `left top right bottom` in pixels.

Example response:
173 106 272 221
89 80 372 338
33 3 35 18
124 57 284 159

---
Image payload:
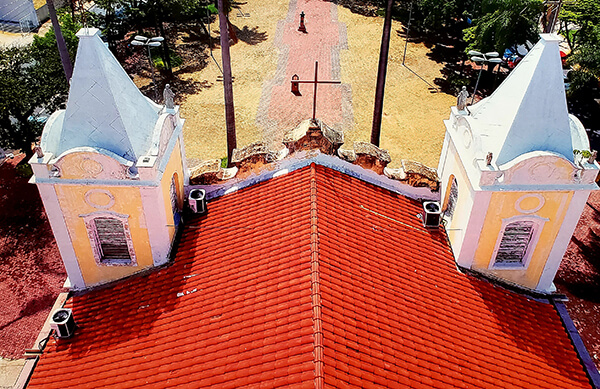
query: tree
558 0 600 96
559 0 600 51
463 0 543 53
0 14 79 159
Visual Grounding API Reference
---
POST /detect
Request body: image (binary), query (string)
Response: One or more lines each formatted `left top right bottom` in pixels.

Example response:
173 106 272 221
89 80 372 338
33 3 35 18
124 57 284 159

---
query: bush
15 163 33 178
153 49 183 70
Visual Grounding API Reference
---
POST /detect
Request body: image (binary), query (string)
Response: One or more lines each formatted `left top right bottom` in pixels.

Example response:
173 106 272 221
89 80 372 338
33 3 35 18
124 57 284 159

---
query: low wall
35 0 66 23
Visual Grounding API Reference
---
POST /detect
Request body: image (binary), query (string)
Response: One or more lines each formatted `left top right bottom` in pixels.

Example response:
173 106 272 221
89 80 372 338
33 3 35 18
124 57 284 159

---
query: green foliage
417 0 479 32
220 157 228 168
559 0 600 51
0 13 79 156
15 163 33 178
559 1 600 96
153 50 183 70
463 0 543 53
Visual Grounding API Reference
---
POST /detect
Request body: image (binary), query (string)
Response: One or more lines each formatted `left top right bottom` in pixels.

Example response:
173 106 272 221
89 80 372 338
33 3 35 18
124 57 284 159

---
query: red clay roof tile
27 164 594 388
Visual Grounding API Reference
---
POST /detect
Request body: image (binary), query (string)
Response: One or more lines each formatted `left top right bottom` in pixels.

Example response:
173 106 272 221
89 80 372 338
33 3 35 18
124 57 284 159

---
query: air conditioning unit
50 308 75 339
188 189 207 214
422 201 442 228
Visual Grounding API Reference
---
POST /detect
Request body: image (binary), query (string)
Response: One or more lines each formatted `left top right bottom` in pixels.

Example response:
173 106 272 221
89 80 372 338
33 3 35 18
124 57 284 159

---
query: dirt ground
0 155 66 360
164 0 453 169
556 190 600 370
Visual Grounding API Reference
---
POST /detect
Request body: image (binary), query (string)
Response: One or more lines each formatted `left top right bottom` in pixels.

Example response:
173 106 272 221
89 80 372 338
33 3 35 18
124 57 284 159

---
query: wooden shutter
445 179 458 219
170 175 178 212
94 218 131 261
495 221 534 265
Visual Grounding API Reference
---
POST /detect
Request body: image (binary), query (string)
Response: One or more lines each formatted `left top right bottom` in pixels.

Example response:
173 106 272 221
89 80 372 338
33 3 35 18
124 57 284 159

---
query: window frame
489 215 548 270
80 211 137 266
444 177 458 220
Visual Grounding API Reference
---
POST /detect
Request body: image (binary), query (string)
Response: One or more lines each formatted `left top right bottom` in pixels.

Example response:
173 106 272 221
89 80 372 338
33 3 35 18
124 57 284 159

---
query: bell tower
30 28 188 290
437 34 599 293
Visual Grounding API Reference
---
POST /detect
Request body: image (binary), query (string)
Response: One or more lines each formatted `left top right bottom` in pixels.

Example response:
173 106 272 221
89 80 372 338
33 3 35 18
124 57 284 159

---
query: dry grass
338 7 455 168
173 0 455 169
33 0 46 10
178 0 287 164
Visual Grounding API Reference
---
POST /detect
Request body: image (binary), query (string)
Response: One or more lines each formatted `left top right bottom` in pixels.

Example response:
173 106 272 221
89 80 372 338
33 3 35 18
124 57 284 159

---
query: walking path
256 0 352 150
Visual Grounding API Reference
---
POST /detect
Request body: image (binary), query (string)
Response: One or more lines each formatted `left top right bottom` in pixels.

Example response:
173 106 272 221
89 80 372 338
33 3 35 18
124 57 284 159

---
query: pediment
52 148 133 180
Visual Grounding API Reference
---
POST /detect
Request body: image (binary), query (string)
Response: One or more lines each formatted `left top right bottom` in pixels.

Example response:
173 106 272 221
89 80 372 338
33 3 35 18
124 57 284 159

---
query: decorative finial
34 143 44 158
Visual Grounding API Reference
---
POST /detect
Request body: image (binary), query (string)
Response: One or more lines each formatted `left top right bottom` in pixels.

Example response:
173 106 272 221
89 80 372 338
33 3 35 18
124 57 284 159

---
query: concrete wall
0 0 38 27
35 0 67 23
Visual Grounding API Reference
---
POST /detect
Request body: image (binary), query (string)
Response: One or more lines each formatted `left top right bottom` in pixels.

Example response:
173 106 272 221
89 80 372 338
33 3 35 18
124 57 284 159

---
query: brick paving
256 0 353 151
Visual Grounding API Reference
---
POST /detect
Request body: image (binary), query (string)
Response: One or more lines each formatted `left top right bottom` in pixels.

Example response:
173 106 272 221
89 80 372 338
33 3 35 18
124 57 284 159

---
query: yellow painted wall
159 138 185 243
54 183 153 287
472 191 573 289
444 141 474 251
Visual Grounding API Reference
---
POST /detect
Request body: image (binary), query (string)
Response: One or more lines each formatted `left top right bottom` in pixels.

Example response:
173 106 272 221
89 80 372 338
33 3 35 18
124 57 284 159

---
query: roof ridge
309 163 324 389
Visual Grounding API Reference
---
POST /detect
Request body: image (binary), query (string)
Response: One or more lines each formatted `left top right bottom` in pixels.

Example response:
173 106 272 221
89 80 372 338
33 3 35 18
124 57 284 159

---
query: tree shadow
211 24 268 46
139 78 213 105
234 25 268 46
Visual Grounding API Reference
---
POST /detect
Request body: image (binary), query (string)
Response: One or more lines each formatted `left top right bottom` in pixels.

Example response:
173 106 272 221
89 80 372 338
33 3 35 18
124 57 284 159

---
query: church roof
468 34 576 166
41 28 162 162
27 164 593 388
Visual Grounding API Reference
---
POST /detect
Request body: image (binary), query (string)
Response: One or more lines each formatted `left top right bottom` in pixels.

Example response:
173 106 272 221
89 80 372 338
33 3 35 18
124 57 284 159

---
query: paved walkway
256 0 353 150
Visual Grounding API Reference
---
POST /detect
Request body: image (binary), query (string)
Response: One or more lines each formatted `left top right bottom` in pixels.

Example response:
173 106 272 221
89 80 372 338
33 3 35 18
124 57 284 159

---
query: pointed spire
469 34 573 165
50 28 162 162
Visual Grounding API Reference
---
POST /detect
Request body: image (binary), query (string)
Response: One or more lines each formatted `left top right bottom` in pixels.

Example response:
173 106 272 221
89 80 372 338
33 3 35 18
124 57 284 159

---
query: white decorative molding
514 194 545 214
53 148 132 180
84 189 115 210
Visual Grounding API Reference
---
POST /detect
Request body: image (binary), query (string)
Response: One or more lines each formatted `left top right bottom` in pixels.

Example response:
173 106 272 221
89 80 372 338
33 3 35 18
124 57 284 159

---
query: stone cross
290 61 341 121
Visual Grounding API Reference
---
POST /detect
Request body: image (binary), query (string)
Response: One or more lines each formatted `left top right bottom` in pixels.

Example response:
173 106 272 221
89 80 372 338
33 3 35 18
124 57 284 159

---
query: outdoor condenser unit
50 308 75 339
188 189 207 214
422 201 442 228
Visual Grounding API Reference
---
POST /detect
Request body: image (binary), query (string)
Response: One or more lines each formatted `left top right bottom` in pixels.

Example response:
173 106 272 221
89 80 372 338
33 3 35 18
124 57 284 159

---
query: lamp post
468 50 502 105
131 35 164 101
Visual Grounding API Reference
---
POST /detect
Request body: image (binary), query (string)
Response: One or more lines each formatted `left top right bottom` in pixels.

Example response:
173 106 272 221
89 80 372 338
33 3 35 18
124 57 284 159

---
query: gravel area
0 155 66 359
556 190 600 370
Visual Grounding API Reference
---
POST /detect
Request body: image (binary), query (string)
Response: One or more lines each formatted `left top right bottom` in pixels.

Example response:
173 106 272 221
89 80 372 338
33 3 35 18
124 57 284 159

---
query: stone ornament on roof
457 86 469 111
283 119 344 155
163 84 175 110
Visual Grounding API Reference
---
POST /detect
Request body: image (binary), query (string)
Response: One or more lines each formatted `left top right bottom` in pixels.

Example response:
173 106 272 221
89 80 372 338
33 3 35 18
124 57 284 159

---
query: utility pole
46 0 73 83
371 0 394 147
218 0 237 167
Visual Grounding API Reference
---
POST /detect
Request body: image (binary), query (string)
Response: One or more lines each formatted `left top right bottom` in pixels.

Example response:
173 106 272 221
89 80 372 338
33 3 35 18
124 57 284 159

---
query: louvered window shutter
94 218 131 261
445 179 458 219
495 221 534 265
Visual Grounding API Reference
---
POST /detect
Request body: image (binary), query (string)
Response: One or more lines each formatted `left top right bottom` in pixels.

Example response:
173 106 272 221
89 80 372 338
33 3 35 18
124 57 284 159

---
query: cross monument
290 61 341 121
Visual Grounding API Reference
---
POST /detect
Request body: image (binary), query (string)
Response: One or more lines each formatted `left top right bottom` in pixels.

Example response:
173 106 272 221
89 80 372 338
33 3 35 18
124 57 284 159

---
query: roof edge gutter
553 300 600 389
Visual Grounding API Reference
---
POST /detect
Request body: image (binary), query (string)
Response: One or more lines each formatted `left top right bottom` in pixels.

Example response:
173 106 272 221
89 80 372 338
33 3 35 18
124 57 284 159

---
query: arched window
170 174 178 213
491 216 548 269
445 178 458 219
81 211 136 266
495 221 534 265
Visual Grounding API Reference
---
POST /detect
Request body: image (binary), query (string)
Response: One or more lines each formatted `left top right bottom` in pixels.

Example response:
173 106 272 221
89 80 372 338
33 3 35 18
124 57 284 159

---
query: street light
468 50 502 105
131 35 164 101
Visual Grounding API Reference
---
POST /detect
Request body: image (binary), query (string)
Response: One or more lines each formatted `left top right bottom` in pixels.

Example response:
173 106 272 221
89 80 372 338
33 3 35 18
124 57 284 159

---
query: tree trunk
157 20 173 77
370 0 394 147
46 0 73 84
218 0 237 167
